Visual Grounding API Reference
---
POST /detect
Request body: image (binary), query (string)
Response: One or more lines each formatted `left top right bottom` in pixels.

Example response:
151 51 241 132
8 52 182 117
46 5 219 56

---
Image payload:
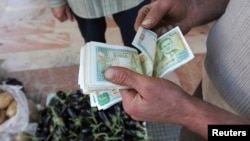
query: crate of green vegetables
34 90 150 141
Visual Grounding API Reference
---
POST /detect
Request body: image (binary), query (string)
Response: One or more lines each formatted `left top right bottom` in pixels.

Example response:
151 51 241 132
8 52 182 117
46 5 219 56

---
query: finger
134 5 151 30
119 89 137 106
119 89 142 117
135 1 169 30
66 11 73 21
104 67 145 91
65 7 74 21
58 15 67 22
52 12 65 22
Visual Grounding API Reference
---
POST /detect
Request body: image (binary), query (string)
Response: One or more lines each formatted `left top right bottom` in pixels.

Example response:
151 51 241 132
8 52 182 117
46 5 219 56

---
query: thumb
104 67 142 89
65 5 74 21
135 1 167 30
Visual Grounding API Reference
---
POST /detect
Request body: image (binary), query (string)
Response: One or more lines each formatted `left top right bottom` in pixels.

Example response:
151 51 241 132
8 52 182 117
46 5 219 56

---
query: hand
104 66 191 123
134 0 193 35
104 66 250 139
51 4 74 22
135 0 229 36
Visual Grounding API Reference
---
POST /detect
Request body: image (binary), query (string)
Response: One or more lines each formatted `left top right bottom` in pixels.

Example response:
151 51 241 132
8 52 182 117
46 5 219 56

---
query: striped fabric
205 0 250 118
47 0 144 18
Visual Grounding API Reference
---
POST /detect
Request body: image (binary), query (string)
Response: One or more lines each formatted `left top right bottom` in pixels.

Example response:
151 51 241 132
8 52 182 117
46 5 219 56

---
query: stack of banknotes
78 26 194 110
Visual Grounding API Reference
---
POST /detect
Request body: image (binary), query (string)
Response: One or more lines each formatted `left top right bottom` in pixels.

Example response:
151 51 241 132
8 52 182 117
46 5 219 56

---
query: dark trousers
73 0 150 48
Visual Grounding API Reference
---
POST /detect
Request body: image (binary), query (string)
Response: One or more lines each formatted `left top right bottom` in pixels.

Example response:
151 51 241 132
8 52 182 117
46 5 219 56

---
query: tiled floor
0 0 209 140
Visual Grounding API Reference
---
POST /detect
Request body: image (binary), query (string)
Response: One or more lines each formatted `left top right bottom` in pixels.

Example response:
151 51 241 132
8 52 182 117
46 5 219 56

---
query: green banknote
91 89 122 110
132 27 157 76
82 42 143 92
153 27 194 77
95 45 143 82
132 26 194 78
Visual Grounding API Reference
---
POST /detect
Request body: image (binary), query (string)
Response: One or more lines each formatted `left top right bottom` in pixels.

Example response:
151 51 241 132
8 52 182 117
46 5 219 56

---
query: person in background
104 0 250 140
46 0 150 48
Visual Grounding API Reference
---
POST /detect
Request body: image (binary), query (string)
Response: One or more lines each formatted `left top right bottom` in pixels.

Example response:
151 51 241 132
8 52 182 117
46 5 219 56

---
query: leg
113 0 150 48
73 13 106 43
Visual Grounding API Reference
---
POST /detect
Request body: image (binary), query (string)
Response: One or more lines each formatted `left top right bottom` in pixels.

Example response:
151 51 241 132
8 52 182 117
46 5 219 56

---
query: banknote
78 26 194 109
78 46 86 93
91 89 122 110
94 43 142 83
79 41 143 93
153 27 194 77
89 89 122 110
89 92 97 107
132 27 157 76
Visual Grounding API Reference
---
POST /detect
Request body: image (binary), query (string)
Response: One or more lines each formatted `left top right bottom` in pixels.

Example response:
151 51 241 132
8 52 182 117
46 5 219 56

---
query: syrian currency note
153 27 194 77
80 42 143 93
132 27 157 76
92 89 122 110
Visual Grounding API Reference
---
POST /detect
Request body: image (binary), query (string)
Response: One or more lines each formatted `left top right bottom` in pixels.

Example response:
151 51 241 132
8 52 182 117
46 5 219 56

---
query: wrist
179 96 208 138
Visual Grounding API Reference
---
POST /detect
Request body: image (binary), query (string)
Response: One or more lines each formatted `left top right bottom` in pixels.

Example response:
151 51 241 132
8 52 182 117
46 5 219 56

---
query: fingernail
104 68 115 80
142 19 152 26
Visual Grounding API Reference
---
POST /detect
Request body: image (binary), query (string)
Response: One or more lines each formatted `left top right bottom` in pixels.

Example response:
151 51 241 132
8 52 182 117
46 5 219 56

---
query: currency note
92 89 122 110
89 92 97 107
132 27 157 76
83 42 143 92
153 27 194 77
78 46 88 93
95 46 142 82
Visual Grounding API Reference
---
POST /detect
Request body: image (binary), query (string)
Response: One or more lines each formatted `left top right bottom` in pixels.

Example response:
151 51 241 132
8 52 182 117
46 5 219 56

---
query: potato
0 92 14 109
6 100 17 117
0 109 6 124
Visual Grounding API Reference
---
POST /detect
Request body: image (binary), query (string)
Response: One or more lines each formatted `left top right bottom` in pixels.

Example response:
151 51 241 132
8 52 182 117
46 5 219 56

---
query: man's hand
104 66 190 123
135 0 229 36
104 66 250 139
51 4 74 22
134 0 192 35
